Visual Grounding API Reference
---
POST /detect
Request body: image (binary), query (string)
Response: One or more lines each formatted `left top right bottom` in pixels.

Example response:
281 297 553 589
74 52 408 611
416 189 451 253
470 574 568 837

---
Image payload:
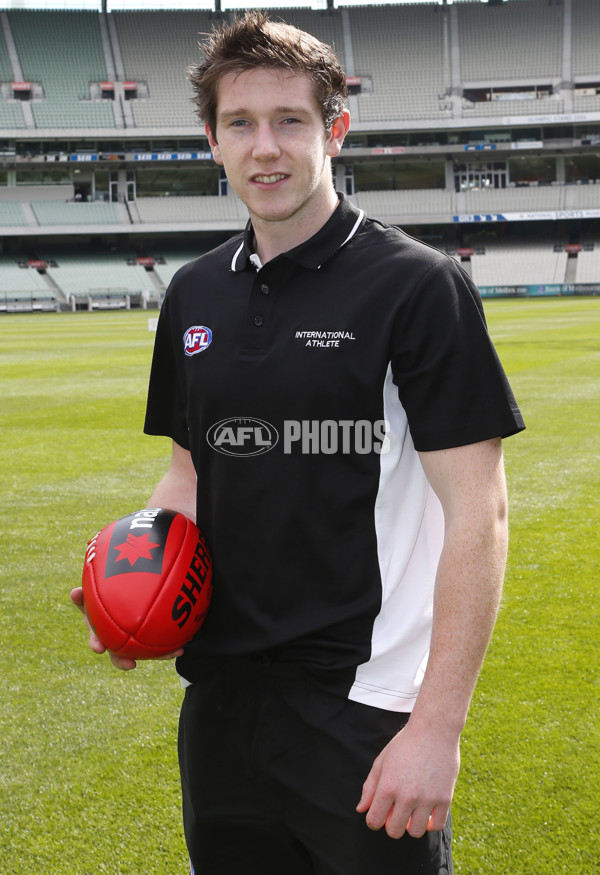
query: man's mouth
252 174 289 184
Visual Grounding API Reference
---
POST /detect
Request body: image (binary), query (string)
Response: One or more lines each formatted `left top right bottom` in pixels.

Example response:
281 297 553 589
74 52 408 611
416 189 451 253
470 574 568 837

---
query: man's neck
251 188 340 265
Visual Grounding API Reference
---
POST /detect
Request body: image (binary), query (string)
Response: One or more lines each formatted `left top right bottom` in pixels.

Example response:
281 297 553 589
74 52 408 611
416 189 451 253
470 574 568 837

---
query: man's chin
246 201 300 225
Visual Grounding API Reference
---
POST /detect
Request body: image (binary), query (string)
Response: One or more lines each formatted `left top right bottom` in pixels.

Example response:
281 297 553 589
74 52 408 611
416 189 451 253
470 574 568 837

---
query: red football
82 508 212 659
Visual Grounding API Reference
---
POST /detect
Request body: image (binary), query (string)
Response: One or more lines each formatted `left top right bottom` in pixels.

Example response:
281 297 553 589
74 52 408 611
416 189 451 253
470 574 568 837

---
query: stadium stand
457 0 563 83
0 28 25 130
575 244 600 283
463 185 564 214
462 97 565 117
471 243 568 286
572 0 600 116
136 194 248 225
0 21 13 80
30 200 123 226
572 0 600 80
8 10 114 129
46 252 152 293
0 20 25 128
569 181 600 210
353 189 454 221
573 94 600 112
115 6 345 130
349 5 449 123
269 8 346 69
0 200 27 227
0 256 52 293
0 2 599 303
0 100 24 129
152 251 206 287
0 256 57 311
113 10 213 129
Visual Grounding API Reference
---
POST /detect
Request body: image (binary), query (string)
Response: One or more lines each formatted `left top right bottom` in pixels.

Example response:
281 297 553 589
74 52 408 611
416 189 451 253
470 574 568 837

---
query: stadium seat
0 256 56 311
136 195 248 225
471 243 568 286
46 252 155 299
0 200 28 226
457 0 563 82
575 244 600 283
30 200 123 226
572 0 600 80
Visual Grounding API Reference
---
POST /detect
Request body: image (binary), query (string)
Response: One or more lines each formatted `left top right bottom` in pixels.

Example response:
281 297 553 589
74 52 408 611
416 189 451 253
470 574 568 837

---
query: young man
73 12 524 874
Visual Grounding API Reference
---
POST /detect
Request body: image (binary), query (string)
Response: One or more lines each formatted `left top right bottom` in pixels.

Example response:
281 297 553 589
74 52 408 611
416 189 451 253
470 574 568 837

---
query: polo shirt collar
230 194 365 272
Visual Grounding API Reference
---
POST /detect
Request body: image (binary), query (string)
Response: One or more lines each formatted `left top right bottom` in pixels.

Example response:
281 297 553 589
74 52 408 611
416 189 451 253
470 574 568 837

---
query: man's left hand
356 718 460 839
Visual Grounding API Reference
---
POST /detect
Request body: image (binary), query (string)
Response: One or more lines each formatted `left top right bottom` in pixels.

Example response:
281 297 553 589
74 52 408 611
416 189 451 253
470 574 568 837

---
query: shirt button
254 315 264 327
260 284 270 295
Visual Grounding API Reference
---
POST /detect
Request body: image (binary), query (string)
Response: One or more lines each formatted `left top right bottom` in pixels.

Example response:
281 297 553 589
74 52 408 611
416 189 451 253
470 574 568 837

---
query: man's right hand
70 586 138 671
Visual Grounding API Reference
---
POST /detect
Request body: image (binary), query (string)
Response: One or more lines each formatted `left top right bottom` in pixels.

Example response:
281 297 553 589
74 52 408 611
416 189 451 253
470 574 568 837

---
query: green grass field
0 300 598 874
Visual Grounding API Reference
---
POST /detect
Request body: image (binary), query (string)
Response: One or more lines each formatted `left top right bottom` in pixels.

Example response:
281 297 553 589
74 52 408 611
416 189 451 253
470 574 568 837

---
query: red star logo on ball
113 533 160 566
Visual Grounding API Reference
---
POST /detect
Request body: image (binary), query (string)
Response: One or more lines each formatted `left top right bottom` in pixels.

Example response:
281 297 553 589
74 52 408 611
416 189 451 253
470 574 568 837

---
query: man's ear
205 123 223 165
326 109 351 159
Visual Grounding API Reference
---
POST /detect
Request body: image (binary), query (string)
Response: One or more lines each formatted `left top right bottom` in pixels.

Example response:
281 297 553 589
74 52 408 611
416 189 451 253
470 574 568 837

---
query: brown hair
188 11 348 137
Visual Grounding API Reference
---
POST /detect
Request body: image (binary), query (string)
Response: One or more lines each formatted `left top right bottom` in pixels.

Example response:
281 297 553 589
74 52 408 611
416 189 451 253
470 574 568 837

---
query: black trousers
178 655 453 875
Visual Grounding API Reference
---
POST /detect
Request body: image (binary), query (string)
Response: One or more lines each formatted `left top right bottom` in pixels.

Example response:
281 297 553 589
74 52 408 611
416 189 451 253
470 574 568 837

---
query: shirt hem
348 681 417 713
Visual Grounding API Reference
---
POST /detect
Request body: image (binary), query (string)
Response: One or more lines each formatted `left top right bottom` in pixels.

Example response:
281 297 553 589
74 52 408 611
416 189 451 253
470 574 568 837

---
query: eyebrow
218 106 311 122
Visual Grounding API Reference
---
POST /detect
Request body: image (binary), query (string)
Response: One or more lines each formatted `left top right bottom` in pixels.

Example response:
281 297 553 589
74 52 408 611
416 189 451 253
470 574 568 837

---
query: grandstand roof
0 0 550 10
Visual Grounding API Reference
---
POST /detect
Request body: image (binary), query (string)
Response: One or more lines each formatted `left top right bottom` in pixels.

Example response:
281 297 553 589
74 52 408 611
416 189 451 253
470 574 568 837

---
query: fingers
155 649 185 661
71 586 137 669
108 652 137 671
426 804 450 833
362 798 449 840
404 808 434 840
106 648 183 670
71 588 183 670
403 804 449 839
358 762 410 838
356 758 380 814
364 785 411 839
357 769 450 840
356 720 458 841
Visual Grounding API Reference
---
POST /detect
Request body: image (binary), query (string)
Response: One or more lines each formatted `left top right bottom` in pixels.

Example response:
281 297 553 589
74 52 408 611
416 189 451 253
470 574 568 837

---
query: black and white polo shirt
144 194 524 711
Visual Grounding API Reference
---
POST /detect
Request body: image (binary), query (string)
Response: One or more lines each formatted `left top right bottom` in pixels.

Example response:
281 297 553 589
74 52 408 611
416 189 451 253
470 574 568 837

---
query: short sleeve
143 293 190 450
391 257 524 452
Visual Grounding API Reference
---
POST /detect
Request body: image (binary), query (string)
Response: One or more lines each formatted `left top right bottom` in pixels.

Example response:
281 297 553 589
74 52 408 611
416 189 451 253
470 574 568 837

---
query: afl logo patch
184 325 212 356
207 417 279 457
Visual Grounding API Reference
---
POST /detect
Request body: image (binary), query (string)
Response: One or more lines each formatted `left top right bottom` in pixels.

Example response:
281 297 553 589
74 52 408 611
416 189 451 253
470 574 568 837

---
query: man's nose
252 123 281 161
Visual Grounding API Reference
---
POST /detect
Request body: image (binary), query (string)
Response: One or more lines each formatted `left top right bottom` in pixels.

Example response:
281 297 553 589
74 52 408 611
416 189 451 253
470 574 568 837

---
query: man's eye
231 119 248 127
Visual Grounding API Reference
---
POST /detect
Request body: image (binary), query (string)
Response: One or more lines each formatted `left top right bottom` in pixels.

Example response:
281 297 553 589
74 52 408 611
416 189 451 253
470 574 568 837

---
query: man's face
206 67 347 230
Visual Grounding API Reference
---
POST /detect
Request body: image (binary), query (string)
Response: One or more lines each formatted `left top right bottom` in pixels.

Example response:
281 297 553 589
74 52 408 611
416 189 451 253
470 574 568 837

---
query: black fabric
145 196 523 456
143 194 524 675
178 657 454 875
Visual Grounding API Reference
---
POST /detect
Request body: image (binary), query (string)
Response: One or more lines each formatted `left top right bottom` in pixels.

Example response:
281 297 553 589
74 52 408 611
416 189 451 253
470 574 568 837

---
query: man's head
188 11 348 139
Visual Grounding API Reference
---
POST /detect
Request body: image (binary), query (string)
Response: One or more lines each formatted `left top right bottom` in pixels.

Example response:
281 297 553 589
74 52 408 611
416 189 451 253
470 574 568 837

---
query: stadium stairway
0 11 34 129
39 268 64 303
19 201 37 226
564 253 578 284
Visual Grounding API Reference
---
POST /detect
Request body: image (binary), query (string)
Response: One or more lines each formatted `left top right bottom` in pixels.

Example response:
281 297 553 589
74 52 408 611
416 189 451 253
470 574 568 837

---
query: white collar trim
230 240 244 271
339 209 365 250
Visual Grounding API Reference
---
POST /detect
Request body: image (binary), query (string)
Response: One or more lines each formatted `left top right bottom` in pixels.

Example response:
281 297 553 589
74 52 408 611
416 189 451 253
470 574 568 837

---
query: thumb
70 586 106 654
70 586 84 610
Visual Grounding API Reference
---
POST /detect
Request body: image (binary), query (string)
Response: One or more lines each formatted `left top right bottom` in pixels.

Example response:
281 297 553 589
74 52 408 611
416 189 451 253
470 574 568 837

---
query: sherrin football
82 508 212 659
